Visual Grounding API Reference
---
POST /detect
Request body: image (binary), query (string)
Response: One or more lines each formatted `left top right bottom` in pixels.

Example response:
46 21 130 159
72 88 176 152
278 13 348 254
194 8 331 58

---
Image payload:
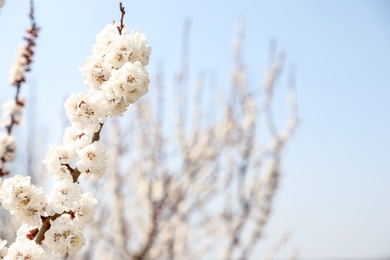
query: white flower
80 23 122 91
43 215 85 255
9 44 29 85
42 144 77 180
1 99 23 127
94 23 122 53
128 30 151 66
71 192 97 227
88 89 118 117
62 126 92 151
80 56 112 91
0 175 47 226
101 61 149 116
0 133 15 163
101 30 151 68
5 239 46 260
15 224 39 242
47 179 82 214
103 36 132 69
76 141 107 181
64 93 105 132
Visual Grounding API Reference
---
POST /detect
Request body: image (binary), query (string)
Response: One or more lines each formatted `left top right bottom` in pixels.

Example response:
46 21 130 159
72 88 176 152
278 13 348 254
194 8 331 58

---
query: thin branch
0 0 39 177
117 2 126 35
92 123 104 142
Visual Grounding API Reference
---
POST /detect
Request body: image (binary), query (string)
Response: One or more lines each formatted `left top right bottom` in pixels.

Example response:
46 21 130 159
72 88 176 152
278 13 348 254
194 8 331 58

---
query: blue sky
1 0 389 258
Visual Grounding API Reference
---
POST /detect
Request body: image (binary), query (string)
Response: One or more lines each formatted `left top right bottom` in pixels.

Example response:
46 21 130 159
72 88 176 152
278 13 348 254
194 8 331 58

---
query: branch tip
117 2 126 35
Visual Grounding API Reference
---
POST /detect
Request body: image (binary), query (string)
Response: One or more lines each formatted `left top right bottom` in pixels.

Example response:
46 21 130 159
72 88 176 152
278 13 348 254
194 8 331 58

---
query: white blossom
80 23 120 91
42 144 77 180
43 215 85 255
101 61 149 116
9 44 29 85
62 126 92 151
0 133 15 164
0 21 151 258
94 23 122 55
0 176 47 226
71 192 97 227
15 224 38 242
64 93 105 132
80 56 111 91
47 179 82 214
5 239 46 260
76 141 107 181
127 30 151 66
1 99 23 127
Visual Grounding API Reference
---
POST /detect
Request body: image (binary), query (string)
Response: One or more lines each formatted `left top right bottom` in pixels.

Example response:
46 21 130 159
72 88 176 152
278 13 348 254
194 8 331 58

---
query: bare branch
117 2 126 35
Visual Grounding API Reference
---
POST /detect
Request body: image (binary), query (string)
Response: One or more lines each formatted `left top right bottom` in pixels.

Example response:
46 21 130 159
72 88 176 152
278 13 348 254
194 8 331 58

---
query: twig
92 123 104 142
117 2 126 35
35 213 65 244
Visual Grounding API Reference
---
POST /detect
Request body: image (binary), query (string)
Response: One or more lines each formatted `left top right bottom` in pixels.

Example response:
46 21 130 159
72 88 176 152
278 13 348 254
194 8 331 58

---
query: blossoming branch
0 3 151 258
0 0 39 178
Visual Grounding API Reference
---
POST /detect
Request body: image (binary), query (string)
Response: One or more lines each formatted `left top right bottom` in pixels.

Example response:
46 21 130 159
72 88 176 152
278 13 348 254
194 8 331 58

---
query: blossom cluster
0 175 97 258
0 98 24 177
0 22 151 258
9 44 31 85
0 133 15 173
0 20 38 177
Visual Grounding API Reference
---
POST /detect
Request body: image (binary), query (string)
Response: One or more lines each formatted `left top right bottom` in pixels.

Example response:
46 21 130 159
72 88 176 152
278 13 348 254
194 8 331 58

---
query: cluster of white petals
0 173 99 257
0 21 151 258
0 176 46 226
42 144 76 180
47 179 82 214
43 215 85 255
6 239 46 260
0 133 15 168
0 99 23 127
0 98 24 172
76 141 107 181
52 22 151 184
5 225 47 259
9 44 30 85
64 93 105 133
62 126 91 150
78 23 151 117
71 192 97 227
